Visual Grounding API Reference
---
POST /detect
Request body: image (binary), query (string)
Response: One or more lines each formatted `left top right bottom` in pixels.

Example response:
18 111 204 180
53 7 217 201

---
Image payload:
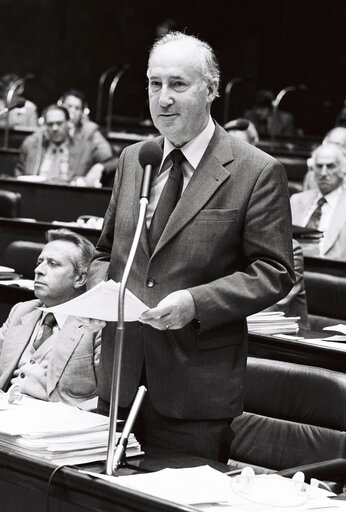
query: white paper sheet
323 324 346 335
40 280 148 321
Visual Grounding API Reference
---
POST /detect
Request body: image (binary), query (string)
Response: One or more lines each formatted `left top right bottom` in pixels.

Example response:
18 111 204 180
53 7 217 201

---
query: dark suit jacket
90 123 294 420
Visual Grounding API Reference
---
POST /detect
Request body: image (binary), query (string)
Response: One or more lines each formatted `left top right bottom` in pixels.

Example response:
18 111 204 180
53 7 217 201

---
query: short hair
311 142 346 170
149 31 220 98
45 228 95 275
42 104 70 122
224 118 259 146
323 127 346 154
59 89 86 108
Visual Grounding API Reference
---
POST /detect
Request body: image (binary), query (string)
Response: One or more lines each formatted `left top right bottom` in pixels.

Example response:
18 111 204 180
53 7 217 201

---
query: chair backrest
0 190 21 217
304 271 346 330
230 357 346 471
4 241 45 279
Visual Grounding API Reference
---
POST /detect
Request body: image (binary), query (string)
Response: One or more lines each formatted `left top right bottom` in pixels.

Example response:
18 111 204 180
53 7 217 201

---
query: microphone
0 96 26 117
138 141 163 200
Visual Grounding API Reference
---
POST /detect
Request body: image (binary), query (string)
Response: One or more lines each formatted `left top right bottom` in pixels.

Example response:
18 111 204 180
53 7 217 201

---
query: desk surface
0 446 228 512
249 330 346 373
0 177 111 222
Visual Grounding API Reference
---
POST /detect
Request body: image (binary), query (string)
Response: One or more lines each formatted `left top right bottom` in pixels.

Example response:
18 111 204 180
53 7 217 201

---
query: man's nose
158 86 173 107
35 261 45 275
320 164 328 177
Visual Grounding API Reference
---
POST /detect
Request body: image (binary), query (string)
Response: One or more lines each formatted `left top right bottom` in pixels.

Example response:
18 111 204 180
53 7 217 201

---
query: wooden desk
249 330 346 373
0 217 101 263
0 447 227 512
0 177 111 222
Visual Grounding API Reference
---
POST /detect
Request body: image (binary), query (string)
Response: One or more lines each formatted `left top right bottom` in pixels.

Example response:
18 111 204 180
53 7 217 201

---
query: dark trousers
98 389 234 463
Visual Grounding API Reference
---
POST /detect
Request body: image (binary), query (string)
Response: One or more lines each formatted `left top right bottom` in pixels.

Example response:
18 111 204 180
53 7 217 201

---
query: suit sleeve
189 159 295 333
87 147 126 289
0 303 21 356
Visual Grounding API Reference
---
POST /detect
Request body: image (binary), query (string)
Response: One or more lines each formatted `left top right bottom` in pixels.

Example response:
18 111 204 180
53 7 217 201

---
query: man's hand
139 290 196 330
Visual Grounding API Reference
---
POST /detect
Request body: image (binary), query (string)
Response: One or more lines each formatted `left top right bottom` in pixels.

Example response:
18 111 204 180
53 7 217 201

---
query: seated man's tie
306 196 326 230
149 149 184 253
33 313 56 350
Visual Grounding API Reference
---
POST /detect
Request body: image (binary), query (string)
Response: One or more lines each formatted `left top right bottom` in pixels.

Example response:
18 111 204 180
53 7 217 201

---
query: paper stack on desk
0 399 142 465
247 311 299 334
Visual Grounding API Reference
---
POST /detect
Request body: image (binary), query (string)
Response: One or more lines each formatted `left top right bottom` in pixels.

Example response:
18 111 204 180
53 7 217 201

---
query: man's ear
74 271 87 290
206 79 218 104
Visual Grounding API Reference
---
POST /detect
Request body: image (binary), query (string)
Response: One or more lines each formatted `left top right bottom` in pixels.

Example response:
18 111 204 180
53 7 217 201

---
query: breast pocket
195 208 238 223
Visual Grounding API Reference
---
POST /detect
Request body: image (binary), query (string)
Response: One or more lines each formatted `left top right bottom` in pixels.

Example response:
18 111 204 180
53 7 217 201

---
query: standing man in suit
0 229 102 406
291 143 346 259
89 32 294 462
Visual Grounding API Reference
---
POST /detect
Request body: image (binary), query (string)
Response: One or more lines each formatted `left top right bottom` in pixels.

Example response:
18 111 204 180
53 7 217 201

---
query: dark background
0 0 345 136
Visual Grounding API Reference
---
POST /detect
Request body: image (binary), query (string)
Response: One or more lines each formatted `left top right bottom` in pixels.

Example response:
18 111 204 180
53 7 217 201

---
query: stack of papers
0 399 142 465
247 311 299 334
0 265 22 281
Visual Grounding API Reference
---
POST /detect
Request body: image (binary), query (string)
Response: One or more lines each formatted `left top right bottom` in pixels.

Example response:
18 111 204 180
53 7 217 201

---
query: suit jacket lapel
0 308 41 390
46 317 84 396
153 124 234 255
323 189 346 254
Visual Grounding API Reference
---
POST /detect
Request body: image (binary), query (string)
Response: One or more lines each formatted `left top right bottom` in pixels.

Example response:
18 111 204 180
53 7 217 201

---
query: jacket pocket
195 208 238 223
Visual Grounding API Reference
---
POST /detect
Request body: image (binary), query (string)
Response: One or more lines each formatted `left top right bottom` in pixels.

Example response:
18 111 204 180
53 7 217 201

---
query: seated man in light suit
0 229 103 406
291 143 346 259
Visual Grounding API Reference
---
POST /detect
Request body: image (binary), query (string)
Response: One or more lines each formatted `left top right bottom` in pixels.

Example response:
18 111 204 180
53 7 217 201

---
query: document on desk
40 280 148 321
85 466 342 511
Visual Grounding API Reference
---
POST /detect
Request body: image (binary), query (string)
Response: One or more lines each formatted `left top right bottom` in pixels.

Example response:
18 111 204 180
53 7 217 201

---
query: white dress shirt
303 186 343 232
146 117 215 228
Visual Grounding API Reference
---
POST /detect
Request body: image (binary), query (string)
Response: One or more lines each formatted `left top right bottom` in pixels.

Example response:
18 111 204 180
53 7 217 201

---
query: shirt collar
317 185 343 204
161 117 215 171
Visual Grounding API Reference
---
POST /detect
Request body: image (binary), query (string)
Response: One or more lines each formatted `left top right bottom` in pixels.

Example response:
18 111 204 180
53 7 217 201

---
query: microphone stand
270 85 304 148
105 195 149 475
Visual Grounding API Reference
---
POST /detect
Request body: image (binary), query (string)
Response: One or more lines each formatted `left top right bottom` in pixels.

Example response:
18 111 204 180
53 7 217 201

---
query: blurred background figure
303 127 346 190
0 73 38 129
244 89 295 138
15 104 112 186
58 89 113 185
291 143 346 259
224 118 259 146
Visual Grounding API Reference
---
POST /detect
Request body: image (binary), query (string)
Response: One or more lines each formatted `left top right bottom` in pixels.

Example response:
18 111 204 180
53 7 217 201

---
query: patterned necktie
149 149 184 253
306 196 326 230
33 313 56 350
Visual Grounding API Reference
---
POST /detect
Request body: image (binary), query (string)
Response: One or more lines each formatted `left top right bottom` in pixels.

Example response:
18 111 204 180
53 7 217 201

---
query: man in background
291 143 346 259
89 32 294 462
15 104 112 185
0 229 102 406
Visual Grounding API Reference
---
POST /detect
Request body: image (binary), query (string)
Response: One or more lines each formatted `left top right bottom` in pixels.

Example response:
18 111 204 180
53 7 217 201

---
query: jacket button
146 278 156 288
20 372 25 378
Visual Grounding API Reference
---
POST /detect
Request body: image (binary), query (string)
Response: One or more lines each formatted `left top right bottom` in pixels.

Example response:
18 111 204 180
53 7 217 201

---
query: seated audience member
0 73 38 129
303 127 346 190
224 118 259 146
59 89 113 186
0 229 103 406
244 89 295 138
264 239 309 329
15 104 111 184
291 143 346 259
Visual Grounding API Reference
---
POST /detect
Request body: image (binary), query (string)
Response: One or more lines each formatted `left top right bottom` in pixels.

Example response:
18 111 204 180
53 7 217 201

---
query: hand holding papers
41 280 148 322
